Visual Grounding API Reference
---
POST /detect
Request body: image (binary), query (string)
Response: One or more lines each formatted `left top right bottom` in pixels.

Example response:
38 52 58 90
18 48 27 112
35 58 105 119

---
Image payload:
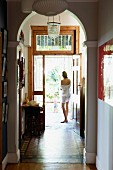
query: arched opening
17 10 87 163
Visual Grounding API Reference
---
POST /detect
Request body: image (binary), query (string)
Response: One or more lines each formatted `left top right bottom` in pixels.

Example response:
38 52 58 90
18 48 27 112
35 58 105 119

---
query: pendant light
32 0 68 16
47 16 61 39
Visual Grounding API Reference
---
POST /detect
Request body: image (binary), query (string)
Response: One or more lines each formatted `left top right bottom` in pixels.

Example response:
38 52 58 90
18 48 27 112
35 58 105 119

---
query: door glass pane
34 95 43 107
76 70 78 95
34 55 43 91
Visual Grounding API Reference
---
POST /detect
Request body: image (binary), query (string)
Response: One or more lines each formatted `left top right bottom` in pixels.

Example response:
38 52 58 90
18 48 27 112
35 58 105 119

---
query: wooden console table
22 105 44 136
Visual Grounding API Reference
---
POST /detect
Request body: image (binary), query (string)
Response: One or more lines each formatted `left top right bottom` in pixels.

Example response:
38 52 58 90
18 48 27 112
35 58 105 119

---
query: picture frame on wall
2 55 6 77
3 81 7 97
5 104 8 123
2 102 5 122
2 29 8 54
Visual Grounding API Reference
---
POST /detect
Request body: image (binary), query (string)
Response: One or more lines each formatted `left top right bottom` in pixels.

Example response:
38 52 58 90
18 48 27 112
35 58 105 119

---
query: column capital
8 41 19 48
83 41 98 47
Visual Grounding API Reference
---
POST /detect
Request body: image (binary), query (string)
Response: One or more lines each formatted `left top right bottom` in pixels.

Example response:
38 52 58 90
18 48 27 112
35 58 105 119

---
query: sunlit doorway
45 55 73 128
33 54 83 134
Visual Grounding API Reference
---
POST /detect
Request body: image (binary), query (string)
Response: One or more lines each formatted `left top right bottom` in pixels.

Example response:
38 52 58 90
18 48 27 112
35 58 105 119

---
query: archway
17 10 87 163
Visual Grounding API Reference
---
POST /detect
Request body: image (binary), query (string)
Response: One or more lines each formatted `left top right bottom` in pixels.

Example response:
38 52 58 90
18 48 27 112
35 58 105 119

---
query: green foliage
46 68 60 101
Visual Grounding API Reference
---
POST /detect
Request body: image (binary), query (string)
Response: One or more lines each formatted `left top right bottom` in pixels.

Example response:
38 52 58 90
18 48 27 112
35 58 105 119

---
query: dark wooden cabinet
22 105 44 137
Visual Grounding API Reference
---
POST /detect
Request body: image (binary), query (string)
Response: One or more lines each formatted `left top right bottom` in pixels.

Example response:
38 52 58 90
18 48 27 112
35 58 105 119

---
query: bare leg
66 102 69 118
61 103 68 123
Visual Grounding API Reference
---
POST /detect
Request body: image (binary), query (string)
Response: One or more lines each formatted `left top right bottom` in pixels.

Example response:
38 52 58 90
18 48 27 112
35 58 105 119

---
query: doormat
20 136 40 161
20 136 31 160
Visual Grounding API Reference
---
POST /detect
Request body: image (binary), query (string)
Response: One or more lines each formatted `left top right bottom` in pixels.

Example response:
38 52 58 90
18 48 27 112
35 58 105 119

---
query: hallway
17 109 96 169
20 103 85 164
10 110 97 170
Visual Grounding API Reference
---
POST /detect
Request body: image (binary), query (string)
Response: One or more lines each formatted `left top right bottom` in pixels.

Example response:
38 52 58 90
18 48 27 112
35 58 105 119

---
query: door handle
77 84 81 91
77 84 81 87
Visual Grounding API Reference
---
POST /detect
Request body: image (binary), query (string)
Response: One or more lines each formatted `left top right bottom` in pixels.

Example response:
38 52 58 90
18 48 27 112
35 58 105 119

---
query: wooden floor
5 105 97 170
6 163 97 170
20 113 84 163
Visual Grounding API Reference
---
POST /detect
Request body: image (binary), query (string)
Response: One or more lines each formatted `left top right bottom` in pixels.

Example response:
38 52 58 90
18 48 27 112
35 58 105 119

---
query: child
54 93 58 113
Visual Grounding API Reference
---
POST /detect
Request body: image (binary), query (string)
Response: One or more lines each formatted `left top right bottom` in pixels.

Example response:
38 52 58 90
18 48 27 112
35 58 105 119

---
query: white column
7 41 20 163
84 41 98 164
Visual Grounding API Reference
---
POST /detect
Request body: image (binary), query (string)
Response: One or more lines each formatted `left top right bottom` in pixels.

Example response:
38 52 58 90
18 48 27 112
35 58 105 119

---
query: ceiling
67 0 98 1
7 0 98 2
6 0 98 14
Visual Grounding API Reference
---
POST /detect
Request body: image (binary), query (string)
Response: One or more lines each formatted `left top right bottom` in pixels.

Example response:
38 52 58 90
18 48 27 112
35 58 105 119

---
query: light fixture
32 0 68 16
47 16 61 39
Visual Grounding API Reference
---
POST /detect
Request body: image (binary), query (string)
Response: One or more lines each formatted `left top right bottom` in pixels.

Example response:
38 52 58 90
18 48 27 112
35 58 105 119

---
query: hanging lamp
32 0 68 16
47 16 61 39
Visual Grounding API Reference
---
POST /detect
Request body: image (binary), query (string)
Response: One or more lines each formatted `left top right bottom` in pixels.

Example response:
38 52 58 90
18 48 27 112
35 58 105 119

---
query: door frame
28 26 80 131
28 26 80 99
72 53 85 138
30 54 85 137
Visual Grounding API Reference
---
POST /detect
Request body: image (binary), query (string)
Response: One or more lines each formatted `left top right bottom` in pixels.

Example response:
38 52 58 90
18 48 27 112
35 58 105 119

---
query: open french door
33 54 85 137
33 55 45 130
72 54 85 138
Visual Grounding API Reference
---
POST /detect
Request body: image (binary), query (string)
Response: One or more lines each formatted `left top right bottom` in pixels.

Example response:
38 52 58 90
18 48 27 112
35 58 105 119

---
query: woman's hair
62 71 68 78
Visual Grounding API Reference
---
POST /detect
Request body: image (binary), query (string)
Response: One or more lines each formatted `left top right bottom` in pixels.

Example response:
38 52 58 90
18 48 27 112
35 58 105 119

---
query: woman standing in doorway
60 71 71 123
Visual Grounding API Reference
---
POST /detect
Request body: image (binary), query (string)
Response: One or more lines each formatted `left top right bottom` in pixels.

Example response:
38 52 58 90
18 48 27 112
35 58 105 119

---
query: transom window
36 35 72 51
31 26 80 55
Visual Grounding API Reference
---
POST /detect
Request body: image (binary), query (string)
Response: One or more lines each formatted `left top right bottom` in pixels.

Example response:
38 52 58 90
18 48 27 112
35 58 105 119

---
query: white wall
7 44 20 163
85 43 97 164
96 99 113 170
97 0 113 169
17 43 28 103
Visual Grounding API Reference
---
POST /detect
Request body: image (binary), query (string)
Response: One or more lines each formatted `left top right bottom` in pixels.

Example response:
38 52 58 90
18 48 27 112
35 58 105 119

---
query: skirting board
8 149 20 163
84 149 96 164
2 149 20 170
96 156 104 170
2 154 8 170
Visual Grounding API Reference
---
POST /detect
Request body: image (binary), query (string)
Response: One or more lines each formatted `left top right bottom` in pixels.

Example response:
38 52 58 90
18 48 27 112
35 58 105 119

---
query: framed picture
2 56 6 77
5 104 8 123
3 81 7 97
2 102 5 122
2 29 8 54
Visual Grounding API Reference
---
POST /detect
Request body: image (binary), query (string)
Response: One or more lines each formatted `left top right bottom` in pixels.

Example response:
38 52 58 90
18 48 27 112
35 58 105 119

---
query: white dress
61 84 71 103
